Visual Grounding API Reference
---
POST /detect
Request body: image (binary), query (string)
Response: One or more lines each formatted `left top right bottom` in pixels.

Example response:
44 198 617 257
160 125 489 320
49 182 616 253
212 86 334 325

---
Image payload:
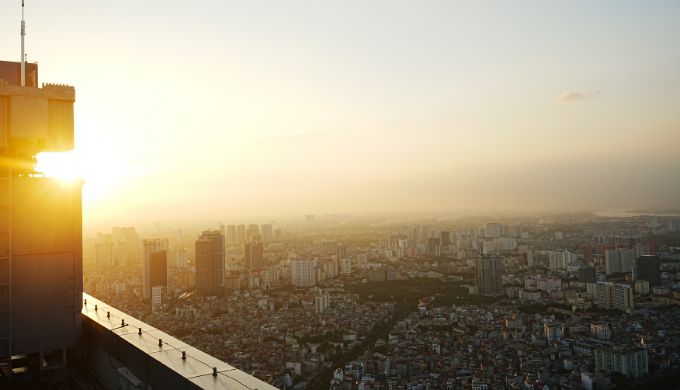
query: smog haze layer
1 1 678 228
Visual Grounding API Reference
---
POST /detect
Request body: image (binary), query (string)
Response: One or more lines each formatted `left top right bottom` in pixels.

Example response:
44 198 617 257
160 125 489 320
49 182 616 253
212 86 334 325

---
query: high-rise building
112 226 140 264
244 241 264 270
582 244 594 263
226 224 237 244
485 223 502 238
291 259 316 287
605 248 636 275
95 242 114 269
578 266 597 284
337 244 347 260
475 256 503 295
594 346 648 378
421 225 433 245
314 293 330 314
246 224 260 242
236 224 246 243
175 247 188 268
149 250 167 292
195 230 225 295
441 231 451 247
635 255 660 286
525 250 534 266
595 282 634 312
0 59 82 366
548 250 575 270
261 223 273 242
142 239 167 300
590 322 611 340
340 258 352 275
428 237 441 256
518 245 533 266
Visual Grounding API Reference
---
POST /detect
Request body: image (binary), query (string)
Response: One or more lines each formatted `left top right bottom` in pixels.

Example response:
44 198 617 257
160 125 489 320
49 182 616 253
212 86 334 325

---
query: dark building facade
636 255 660 286
475 256 503 295
582 244 593 263
244 241 264 270
441 231 452 246
149 250 168 291
195 230 225 295
0 60 82 375
579 265 597 284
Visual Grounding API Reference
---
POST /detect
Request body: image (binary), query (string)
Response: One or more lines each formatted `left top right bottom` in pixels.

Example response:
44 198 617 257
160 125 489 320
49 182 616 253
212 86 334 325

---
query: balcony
82 293 277 389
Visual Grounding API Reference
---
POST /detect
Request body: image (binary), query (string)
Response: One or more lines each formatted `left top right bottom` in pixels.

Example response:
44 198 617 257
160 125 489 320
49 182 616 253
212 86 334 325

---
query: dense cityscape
83 212 680 389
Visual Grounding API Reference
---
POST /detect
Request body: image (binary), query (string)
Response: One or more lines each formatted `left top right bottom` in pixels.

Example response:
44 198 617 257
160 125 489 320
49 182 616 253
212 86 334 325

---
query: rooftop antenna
20 0 26 87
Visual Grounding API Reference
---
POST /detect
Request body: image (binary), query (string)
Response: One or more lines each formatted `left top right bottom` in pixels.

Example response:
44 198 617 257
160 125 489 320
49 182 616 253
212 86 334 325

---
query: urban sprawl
83 213 680 389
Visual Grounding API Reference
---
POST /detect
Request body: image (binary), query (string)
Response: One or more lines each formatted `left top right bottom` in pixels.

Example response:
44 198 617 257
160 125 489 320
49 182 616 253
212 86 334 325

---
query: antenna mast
20 0 26 86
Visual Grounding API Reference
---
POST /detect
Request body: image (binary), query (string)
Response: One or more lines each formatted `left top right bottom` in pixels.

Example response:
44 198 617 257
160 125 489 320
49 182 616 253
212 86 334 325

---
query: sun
34 151 82 182
34 148 123 208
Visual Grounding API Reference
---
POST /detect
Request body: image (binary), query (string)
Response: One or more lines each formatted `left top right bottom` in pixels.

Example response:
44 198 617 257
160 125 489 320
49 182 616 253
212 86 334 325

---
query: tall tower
142 239 167 300
95 242 114 269
475 256 502 296
291 259 316 287
0 5 82 369
595 281 634 312
236 224 246 243
195 230 225 295
636 255 660 286
261 223 273 242
226 224 237 243
244 241 264 270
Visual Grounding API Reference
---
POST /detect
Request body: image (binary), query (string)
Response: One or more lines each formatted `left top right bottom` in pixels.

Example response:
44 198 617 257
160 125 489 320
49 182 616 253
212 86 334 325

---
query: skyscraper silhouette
195 230 225 295
0 59 82 370
475 256 503 295
244 240 264 270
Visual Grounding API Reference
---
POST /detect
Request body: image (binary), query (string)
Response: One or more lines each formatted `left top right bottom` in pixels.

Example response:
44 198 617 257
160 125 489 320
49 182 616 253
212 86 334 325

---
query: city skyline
0 1 678 229
7 3 680 388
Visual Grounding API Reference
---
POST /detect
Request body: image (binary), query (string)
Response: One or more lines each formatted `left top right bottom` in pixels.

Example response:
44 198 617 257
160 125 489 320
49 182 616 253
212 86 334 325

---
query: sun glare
35 148 124 209
35 151 82 182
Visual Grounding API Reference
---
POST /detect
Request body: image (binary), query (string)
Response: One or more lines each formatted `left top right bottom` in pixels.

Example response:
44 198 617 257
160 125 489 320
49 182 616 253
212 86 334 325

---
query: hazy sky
1 1 678 228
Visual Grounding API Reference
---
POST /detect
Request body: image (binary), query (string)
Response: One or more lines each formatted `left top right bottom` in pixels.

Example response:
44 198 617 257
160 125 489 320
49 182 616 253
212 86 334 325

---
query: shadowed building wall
195 230 224 295
0 61 82 365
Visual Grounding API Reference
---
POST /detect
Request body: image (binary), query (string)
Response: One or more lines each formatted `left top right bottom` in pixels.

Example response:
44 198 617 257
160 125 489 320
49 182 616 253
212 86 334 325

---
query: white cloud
558 90 601 102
